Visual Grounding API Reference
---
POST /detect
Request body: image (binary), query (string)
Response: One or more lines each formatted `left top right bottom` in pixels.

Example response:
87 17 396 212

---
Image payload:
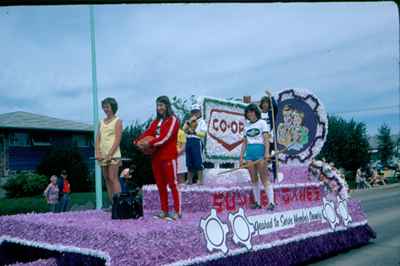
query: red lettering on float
281 188 291 205
298 188 306 202
225 192 236 211
212 119 219 131
261 191 268 206
306 187 313 201
213 192 224 213
313 187 321 201
237 191 248 208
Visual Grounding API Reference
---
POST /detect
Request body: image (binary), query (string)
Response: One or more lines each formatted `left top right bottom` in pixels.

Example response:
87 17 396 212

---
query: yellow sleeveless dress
100 116 121 166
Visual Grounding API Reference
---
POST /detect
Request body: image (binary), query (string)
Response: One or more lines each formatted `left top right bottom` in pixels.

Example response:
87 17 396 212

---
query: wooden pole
265 90 280 181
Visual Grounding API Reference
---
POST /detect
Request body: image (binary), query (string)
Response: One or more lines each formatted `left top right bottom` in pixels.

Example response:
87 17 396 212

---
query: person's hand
105 154 112 162
240 159 245 168
264 154 270 161
141 141 150 149
95 153 103 161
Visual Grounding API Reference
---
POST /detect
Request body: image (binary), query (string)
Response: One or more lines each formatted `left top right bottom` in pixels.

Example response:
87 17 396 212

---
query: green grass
0 192 109 216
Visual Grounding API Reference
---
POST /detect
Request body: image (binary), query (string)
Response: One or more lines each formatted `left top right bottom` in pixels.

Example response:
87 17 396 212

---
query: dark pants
119 177 129 193
57 194 70 212
186 137 203 172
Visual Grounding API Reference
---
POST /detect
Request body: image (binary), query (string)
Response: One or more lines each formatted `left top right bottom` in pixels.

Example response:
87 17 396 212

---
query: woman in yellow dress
95 97 122 202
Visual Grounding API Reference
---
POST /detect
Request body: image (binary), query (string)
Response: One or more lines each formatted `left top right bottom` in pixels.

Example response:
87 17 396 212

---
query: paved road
311 184 400 266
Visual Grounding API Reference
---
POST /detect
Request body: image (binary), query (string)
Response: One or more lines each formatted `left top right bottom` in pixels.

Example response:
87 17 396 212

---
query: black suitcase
111 191 143 219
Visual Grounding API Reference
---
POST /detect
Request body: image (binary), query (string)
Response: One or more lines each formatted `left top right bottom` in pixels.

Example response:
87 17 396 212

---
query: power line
331 105 400 115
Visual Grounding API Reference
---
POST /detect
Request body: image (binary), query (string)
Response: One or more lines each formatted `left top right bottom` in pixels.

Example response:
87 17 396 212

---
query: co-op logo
208 109 245 151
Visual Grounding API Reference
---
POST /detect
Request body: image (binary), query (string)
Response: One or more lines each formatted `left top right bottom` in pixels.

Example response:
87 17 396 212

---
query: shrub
3 172 48 198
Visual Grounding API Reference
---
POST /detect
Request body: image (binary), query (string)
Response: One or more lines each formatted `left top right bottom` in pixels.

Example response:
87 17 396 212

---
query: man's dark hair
101 97 118 114
244 103 261 120
156 95 174 119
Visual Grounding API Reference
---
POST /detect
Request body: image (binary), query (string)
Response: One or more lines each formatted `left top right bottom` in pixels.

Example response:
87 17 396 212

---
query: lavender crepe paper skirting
195 224 376 266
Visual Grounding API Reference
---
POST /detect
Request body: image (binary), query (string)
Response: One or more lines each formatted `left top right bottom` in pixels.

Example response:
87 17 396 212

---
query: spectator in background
356 168 364 189
369 168 386 186
60 170 71 212
177 126 187 184
119 168 131 193
43 175 59 213
184 104 207 185
56 173 64 212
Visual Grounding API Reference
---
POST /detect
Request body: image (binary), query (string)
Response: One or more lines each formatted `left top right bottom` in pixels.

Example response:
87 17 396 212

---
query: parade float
0 89 375 266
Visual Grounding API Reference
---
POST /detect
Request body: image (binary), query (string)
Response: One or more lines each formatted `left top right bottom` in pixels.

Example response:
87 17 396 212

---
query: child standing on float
240 104 276 210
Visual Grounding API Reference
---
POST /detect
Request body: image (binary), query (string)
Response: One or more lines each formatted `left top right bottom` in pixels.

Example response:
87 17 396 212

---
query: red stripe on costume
153 116 177 147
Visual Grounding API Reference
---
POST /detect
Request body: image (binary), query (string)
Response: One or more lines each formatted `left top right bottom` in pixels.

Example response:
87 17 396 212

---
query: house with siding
0 111 94 177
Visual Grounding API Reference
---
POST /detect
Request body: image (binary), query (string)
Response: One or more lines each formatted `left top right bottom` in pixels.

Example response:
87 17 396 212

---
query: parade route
311 184 400 266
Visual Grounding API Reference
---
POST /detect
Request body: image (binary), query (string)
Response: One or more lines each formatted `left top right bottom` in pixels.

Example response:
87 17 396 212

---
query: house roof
0 111 93 132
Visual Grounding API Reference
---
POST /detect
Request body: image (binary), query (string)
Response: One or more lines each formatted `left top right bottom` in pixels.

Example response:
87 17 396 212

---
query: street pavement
310 184 400 266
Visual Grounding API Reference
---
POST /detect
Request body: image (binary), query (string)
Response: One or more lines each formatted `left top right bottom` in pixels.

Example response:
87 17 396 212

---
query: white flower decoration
336 196 352 227
228 208 255 250
322 197 339 230
200 209 230 254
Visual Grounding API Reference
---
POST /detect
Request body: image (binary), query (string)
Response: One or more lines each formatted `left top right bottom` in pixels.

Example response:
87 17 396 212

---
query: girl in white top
239 104 276 211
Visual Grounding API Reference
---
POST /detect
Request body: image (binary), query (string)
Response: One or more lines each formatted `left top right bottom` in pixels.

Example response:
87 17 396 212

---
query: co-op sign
204 98 247 160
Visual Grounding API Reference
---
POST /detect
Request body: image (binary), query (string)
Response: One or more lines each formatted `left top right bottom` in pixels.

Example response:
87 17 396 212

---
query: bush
3 172 48 198
36 146 90 192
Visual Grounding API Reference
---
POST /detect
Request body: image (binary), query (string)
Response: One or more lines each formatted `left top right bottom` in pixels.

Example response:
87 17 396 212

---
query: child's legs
247 165 260 204
257 161 275 204
62 194 70 212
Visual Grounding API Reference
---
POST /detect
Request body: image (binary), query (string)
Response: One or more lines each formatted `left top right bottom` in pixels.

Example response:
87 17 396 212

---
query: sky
0 2 398 136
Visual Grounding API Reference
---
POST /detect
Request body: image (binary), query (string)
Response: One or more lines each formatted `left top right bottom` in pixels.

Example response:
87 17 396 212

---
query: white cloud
0 2 398 135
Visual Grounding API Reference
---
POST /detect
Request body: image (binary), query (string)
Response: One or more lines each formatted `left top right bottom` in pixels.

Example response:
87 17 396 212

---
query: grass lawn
0 192 110 216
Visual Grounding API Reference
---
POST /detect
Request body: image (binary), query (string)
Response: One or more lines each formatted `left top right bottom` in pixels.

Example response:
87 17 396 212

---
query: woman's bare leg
248 164 260 207
257 161 275 208
102 166 113 202
108 164 121 197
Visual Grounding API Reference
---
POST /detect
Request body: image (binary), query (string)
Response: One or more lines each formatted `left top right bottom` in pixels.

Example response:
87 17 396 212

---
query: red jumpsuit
136 115 181 214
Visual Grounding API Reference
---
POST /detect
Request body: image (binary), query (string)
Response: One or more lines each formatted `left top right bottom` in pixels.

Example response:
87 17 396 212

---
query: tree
36 146 90 192
120 119 154 187
377 124 395 167
171 95 197 123
318 115 370 174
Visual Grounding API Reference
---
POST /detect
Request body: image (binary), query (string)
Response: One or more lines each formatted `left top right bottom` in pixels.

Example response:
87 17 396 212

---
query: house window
9 133 30 147
32 134 52 146
73 134 91 147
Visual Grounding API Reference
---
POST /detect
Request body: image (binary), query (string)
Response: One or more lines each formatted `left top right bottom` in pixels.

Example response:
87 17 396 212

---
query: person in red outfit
135 96 181 220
